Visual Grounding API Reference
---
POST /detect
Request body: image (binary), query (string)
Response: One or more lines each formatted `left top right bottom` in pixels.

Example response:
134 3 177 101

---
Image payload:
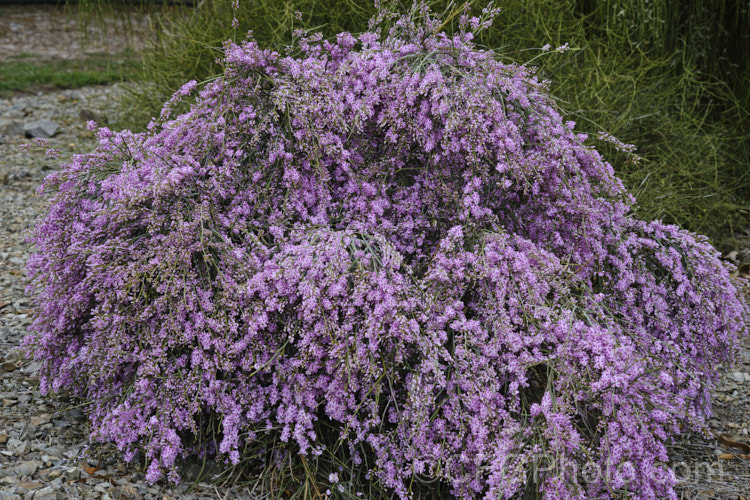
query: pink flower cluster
24 6 747 499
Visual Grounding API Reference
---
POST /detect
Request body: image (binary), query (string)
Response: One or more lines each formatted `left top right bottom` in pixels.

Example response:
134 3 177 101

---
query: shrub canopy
26 4 748 499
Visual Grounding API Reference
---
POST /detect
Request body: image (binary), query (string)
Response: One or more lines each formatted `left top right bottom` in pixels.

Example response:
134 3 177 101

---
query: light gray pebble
94 483 110 493
42 446 62 457
13 460 40 477
23 119 59 139
31 486 57 500
7 438 30 457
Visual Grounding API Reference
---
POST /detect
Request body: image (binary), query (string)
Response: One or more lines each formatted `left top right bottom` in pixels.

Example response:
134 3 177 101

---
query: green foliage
83 0 750 246
478 0 750 247
511 1 750 248
0 54 132 95
575 0 750 104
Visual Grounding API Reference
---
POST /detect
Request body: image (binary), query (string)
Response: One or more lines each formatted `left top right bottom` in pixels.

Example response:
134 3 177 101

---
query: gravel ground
0 3 147 63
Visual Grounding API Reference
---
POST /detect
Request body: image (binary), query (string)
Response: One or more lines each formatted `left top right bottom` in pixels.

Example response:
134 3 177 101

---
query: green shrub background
78 0 749 250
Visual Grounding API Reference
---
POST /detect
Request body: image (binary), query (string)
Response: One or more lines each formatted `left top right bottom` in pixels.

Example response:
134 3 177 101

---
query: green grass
0 53 133 95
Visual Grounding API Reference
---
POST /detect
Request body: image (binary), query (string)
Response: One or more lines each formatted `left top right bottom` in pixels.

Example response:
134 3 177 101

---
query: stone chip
23 120 59 139
32 486 58 500
13 460 40 477
7 438 29 456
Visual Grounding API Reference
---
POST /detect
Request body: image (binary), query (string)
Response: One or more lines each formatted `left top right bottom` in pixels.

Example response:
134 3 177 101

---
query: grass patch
0 52 134 95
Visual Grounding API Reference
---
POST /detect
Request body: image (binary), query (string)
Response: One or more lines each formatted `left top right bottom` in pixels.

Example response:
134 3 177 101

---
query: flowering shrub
24 4 748 499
